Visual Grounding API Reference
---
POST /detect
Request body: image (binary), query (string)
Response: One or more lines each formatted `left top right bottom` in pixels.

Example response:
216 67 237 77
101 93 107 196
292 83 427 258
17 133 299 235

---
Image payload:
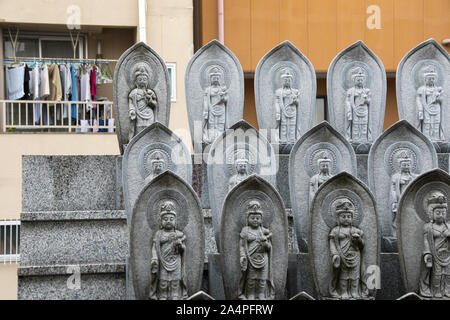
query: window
166 63 177 102
315 96 328 125
0 220 20 263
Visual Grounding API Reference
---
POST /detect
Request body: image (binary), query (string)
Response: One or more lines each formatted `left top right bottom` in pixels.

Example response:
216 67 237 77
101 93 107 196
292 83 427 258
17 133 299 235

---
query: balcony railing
0 100 115 133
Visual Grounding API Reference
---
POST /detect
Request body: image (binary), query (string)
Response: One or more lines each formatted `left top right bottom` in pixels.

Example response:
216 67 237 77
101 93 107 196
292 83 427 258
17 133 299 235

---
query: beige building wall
0 264 18 300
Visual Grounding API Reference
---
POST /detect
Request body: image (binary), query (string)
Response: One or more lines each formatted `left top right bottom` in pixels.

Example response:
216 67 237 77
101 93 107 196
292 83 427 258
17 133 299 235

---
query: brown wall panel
337 0 365 51
200 0 218 44
243 78 258 129
424 0 450 54
307 0 337 71
279 0 308 55
384 78 398 130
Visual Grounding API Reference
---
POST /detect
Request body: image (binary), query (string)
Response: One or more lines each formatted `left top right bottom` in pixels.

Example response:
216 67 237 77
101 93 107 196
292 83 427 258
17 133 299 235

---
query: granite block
286 253 315 299
378 253 405 300
277 154 291 208
438 153 449 173
207 253 225 300
356 154 368 185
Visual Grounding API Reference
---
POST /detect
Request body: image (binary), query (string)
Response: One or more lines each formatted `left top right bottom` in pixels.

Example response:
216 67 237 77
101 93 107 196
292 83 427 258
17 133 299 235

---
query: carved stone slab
114 42 171 154
397 169 450 298
289 121 357 252
397 39 450 144
123 122 192 222
255 41 316 147
368 120 438 251
130 171 204 300
185 39 244 151
309 172 380 300
207 120 277 242
327 41 386 145
219 175 288 300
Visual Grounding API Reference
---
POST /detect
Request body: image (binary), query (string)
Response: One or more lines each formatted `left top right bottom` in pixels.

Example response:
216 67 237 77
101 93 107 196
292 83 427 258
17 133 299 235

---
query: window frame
166 63 177 102
0 220 20 263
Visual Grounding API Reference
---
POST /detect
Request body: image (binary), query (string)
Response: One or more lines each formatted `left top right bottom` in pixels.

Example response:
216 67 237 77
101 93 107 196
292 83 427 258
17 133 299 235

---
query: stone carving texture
207 120 277 242
397 39 450 144
327 41 386 145
397 169 450 299
289 121 357 251
220 175 288 300
130 171 204 300
255 41 316 146
309 172 379 300
185 40 244 149
123 122 192 222
368 120 438 250
114 42 171 154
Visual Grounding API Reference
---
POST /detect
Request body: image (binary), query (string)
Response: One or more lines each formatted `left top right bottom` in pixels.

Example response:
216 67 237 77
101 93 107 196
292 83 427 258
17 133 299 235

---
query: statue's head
317 151 331 174
427 191 447 224
151 151 165 176
335 199 355 227
397 151 412 172
235 156 249 174
209 67 223 85
246 200 263 228
423 66 437 86
134 66 149 88
159 200 177 230
351 67 366 86
280 68 293 87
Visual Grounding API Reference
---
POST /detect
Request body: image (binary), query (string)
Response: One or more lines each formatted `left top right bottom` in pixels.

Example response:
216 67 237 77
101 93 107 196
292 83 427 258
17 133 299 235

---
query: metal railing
0 220 20 263
1 100 115 133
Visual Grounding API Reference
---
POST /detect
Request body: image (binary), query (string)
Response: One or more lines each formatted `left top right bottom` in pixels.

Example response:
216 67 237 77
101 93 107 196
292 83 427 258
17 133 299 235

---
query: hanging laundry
47 63 62 101
5 64 25 100
21 65 32 100
90 67 97 100
70 64 78 121
30 65 41 123
40 64 50 99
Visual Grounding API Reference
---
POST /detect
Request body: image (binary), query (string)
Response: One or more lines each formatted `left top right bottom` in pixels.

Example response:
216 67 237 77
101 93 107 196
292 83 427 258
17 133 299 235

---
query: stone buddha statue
345 67 372 143
416 65 444 142
149 200 188 300
238 200 275 300
309 151 333 203
228 155 250 191
146 151 166 182
128 66 158 142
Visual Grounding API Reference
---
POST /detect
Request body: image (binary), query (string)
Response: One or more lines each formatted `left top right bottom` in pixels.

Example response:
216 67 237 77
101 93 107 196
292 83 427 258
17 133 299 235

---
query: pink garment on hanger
90 68 97 100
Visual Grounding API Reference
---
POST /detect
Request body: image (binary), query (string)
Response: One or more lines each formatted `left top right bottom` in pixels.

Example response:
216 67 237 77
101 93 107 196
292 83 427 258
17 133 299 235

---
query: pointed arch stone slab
368 120 438 250
309 172 379 300
255 41 316 147
289 121 357 252
397 169 450 296
130 171 204 300
114 42 171 154
123 122 192 222
207 120 277 242
219 175 288 300
185 39 244 150
327 40 386 145
396 39 450 144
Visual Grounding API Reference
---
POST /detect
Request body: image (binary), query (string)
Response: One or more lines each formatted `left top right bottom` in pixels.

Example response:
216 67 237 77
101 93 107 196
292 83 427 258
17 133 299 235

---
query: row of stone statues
114 38 449 300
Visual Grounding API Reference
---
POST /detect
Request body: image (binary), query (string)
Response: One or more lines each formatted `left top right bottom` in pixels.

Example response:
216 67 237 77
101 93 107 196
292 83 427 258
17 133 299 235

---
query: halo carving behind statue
412 59 444 88
138 143 174 179
321 189 364 228
225 143 257 175
199 60 231 90
384 142 422 176
146 189 189 231
304 142 341 177
413 182 450 222
233 190 274 228
269 61 301 92
125 58 158 90
341 61 372 90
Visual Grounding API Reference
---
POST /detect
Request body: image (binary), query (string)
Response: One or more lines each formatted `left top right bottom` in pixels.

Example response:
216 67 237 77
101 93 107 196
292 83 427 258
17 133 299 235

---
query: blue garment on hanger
70 64 78 120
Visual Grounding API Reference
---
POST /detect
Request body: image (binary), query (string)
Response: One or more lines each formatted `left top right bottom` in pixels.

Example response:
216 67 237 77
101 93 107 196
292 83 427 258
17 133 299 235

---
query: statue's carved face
400 160 412 171
338 211 353 227
236 161 248 174
319 162 330 173
432 208 447 224
152 160 165 175
136 74 149 87
210 75 221 85
248 213 262 228
353 75 365 86
425 75 436 86
282 76 292 87
161 213 176 230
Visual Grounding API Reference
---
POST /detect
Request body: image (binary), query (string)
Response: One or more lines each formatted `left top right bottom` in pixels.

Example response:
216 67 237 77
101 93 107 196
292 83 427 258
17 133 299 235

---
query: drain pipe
138 0 147 43
217 0 224 44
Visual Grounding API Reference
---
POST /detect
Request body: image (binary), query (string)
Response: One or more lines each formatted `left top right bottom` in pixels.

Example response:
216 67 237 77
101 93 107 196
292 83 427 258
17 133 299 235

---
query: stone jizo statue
149 200 188 300
274 69 300 144
329 199 369 299
203 67 229 144
345 67 372 143
416 65 444 142
147 151 165 181
129 66 158 141
419 191 450 298
238 200 275 300
228 156 250 191
389 152 417 233
309 151 332 203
